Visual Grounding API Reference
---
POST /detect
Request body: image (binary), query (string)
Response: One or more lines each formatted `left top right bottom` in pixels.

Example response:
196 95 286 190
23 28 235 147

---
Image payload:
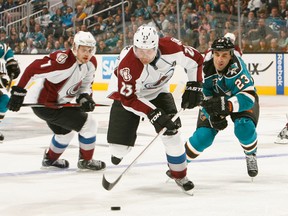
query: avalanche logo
145 68 174 89
56 53 68 64
66 82 82 98
120 67 132 81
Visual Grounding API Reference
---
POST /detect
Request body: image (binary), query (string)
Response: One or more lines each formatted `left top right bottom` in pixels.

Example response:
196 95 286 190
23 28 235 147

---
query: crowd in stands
0 0 287 54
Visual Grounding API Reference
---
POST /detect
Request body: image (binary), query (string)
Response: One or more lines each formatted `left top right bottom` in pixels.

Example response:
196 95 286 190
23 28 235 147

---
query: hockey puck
111 206 121 211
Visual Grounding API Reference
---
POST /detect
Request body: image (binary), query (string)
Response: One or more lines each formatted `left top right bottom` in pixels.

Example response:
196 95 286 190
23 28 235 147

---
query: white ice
0 94 288 216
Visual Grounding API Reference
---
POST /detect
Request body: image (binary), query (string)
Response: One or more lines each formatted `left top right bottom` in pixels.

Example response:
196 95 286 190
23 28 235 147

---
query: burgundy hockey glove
148 108 179 135
8 86 27 112
76 93 96 112
181 81 203 109
202 96 232 116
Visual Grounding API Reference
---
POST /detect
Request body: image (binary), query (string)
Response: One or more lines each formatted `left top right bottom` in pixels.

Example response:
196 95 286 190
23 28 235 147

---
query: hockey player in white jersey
8 31 106 171
107 25 204 191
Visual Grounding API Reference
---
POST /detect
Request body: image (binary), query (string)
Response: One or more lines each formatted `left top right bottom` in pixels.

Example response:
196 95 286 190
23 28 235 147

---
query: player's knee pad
79 114 97 138
188 127 217 152
54 131 75 145
234 117 257 144
161 132 185 156
0 94 9 113
109 143 132 158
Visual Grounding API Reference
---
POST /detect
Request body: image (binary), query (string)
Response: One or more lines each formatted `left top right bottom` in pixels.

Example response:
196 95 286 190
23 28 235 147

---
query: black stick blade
102 174 122 191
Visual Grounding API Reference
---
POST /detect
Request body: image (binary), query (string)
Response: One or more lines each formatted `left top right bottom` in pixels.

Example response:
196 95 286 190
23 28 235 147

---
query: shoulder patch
119 67 132 82
56 53 68 64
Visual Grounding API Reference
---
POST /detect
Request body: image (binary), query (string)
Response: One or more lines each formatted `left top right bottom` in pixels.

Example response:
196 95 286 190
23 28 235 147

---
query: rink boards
15 53 287 95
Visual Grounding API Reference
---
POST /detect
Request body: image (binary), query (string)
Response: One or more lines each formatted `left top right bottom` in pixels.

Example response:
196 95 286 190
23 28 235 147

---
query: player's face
134 47 157 65
76 45 94 63
213 50 232 71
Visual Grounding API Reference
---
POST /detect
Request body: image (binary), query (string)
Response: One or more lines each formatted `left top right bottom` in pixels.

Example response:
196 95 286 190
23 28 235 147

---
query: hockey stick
102 108 184 191
22 103 109 108
6 74 14 92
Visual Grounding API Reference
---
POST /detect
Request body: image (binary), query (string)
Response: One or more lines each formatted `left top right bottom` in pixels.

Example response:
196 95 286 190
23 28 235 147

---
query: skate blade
166 177 194 196
274 138 288 144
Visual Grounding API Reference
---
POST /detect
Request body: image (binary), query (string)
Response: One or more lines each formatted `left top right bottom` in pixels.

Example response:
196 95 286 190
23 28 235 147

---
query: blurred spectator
196 35 209 53
50 8 64 39
91 23 104 36
255 38 268 52
7 33 21 51
44 41 53 53
265 7 286 35
97 40 110 53
61 6 74 30
60 0 70 16
111 39 123 53
19 25 29 42
3 0 16 10
241 37 255 52
23 38 38 54
243 11 258 37
159 12 169 31
72 5 87 27
31 0 47 13
267 38 281 52
84 0 94 16
134 1 146 18
279 0 287 19
278 29 288 50
247 18 276 44
28 23 46 49
37 6 53 37
0 27 8 44
124 5 132 22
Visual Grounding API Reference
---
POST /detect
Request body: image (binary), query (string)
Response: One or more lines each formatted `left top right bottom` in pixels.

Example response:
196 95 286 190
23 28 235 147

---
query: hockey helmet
211 37 235 51
72 31 96 55
133 25 159 50
224 33 236 44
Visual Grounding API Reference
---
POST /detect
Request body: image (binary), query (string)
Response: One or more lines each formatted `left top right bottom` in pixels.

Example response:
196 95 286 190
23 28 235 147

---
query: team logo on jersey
65 82 82 98
145 68 174 89
56 53 68 64
120 67 132 81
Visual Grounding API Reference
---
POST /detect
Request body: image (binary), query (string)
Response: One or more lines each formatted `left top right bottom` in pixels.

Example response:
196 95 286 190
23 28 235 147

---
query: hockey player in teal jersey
0 42 21 141
185 37 260 178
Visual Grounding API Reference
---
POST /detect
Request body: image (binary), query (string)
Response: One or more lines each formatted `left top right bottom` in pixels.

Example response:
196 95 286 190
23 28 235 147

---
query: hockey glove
8 86 27 112
210 115 228 131
202 96 232 116
76 93 96 112
148 108 180 135
6 60 20 79
181 81 203 109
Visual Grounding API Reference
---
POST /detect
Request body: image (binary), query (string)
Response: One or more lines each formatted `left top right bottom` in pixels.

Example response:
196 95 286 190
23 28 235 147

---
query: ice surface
0 95 287 216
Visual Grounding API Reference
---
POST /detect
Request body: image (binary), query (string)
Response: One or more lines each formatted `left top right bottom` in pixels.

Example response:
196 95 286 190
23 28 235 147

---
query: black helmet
211 37 234 51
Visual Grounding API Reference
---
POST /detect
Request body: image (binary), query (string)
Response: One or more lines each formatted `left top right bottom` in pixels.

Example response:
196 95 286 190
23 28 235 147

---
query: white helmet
73 31 96 55
224 32 236 44
133 25 159 50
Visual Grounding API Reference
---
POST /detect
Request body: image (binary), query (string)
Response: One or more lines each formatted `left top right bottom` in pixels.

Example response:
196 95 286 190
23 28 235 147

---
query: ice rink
0 94 288 216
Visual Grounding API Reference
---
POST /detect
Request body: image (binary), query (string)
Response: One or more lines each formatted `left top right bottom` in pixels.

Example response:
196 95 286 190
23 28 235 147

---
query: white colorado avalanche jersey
108 37 203 116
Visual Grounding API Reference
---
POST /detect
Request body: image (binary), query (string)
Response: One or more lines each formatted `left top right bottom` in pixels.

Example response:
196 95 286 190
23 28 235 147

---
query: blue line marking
1 153 288 178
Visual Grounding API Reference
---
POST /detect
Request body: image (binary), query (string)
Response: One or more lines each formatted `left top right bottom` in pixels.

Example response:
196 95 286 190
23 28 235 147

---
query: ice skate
245 153 258 178
274 124 288 144
78 158 106 171
166 170 194 195
42 150 69 169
